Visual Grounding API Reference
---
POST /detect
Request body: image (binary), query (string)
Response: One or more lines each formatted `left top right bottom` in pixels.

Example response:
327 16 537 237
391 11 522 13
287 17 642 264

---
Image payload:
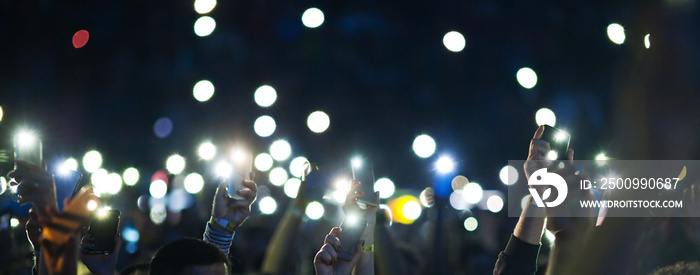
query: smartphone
54 170 82 212
87 209 120 255
13 132 42 167
351 159 377 207
337 207 367 261
539 125 570 161
228 150 253 199
301 163 332 201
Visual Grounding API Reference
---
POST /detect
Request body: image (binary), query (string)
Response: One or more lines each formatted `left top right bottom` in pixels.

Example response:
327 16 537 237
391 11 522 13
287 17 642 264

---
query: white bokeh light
535 108 556 127
443 31 466 52
516 67 538 89
374 178 395 199
270 140 292 161
402 201 422 220
450 190 469 210
91 169 109 195
486 195 504 213
607 23 626 45
499 165 518 185
289 156 309 178
83 150 102 173
464 217 478 231
166 155 186 175
462 183 483 204
184 173 205 194
194 0 216 14
283 178 302 198
435 156 456 174
254 116 276 137
254 153 274 172
64 158 78 171
412 134 436 158
105 173 123 195
194 16 216 37
193 80 215 102
123 168 139 186
150 180 168 199
259 196 277 214
254 85 277 107
307 111 330 133
302 8 324 28
198 142 216 160
215 161 232 178
269 167 288 186
305 201 325 219
644 34 651 49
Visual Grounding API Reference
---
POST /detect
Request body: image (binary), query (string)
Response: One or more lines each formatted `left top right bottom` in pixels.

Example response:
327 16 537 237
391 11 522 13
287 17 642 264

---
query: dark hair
120 262 149 275
652 261 700 275
150 238 231 275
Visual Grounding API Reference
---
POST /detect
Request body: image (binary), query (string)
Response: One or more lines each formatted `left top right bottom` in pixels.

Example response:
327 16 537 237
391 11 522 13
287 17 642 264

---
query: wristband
210 217 236 233
362 244 374 253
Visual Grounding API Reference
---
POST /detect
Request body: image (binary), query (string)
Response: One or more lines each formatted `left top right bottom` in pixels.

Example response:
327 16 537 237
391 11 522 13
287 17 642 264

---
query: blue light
123 226 140 243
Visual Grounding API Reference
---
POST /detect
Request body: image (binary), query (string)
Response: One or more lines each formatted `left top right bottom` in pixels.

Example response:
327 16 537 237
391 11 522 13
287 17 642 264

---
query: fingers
324 234 342 252
237 189 257 202
567 149 575 165
215 180 228 199
328 227 342 237
347 239 365 268
528 140 551 159
533 125 544 140
321 244 338 265
241 180 258 193
315 245 335 266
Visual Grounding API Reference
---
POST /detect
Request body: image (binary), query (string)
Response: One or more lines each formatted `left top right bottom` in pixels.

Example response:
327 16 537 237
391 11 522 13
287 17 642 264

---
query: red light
72 30 89 49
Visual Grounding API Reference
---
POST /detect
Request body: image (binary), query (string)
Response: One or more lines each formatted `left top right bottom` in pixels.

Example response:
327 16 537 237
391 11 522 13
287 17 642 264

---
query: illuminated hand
9 160 57 216
79 232 122 275
314 227 364 275
524 126 574 191
212 179 257 228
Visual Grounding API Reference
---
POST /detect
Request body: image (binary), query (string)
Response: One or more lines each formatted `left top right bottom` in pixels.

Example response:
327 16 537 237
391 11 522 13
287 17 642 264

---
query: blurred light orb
302 8 324 28
402 201 422 220
215 161 232 178
184 173 205 194
254 116 276 137
91 169 109 193
435 156 456 174
63 158 79 172
124 167 139 186
254 153 274 172
259 196 277 214
464 217 478 231
270 140 292 161
305 201 325 219
198 142 216 160
106 173 123 195
254 85 277 107
351 157 362 169
283 178 301 198
419 187 435 207
307 111 330 133
487 195 504 213
443 31 466 52
10 217 19 227
500 165 518 185
449 190 469 210
0 177 6 195
194 0 216 14
153 117 173 139
15 131 37 146
412 134 436 158
123 226 140 243
535 108 556 127
0 106 3 122
72 30 90 49
193 80 215 102
150 204 167 225
332 190 347 203
644 34 651 49
87 200 98 211
83 150 102 173
516 67 538 89
374 178 395 199
289 156 309 178
451 175 469 191
269 167 288 186
607 23 626 45
194 16 216 37
521 195 530 210
150 180 168 199
462 183 483 204
166 154 186 175
546 150 558 161
596 153 608 161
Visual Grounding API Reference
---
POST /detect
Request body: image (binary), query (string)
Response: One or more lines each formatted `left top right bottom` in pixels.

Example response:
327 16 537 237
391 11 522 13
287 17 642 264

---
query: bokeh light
72 30 89 49
106 173 123 195
194 0 216 14
307 111 330 133
215 161 232 178
389 195 422 224
259 196 277 214
269 167 288 186
198 142 216 160
535 108 556 127
124 167 139 186
283 178 301 198
87 200 98 211
289 156 309 178
83 150 102 173
412 134 436 158
516 67 538 89
435 156 456 174
0 106 3 122
166 154 186 175
123 226 140 243
464 217 478 231
270 140 292 161
254 85 277 107
302 8 324 28
499 165 518 185
607 23 625 45
153 117 173 139
486 195 504 213
645 34 651 49
402 201 422 220
451 175 469 191
193 80 215 102
194 16 216 37
149 180 168 199
64 158 79 171
254 116 276 137
443 31 466 52
150 204 167 225
374 178 395 199
254 153 274 172
419 187 435 207
305 201 325 219
184 173 204 194
10 218 19 227
450 190 469 210
462 182 483 204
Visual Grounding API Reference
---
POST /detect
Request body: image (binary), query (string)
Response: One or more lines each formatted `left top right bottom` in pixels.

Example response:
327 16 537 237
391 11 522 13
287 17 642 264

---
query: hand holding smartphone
351 158 377 207
86 209 120 255
539 125 571 161
228 149 253 199
14 131 42 168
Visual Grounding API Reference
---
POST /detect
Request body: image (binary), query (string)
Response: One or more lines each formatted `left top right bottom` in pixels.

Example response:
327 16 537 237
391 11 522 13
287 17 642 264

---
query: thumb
347 239 365 268
215 180 228 199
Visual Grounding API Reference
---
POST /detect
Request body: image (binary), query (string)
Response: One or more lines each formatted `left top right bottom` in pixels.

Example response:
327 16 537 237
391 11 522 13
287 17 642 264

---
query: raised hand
314 227 364 275
212 179 257 228
79 232 122 275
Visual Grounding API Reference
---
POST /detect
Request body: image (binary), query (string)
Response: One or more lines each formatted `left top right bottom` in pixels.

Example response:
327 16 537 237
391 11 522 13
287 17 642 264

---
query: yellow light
388 195 422 224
